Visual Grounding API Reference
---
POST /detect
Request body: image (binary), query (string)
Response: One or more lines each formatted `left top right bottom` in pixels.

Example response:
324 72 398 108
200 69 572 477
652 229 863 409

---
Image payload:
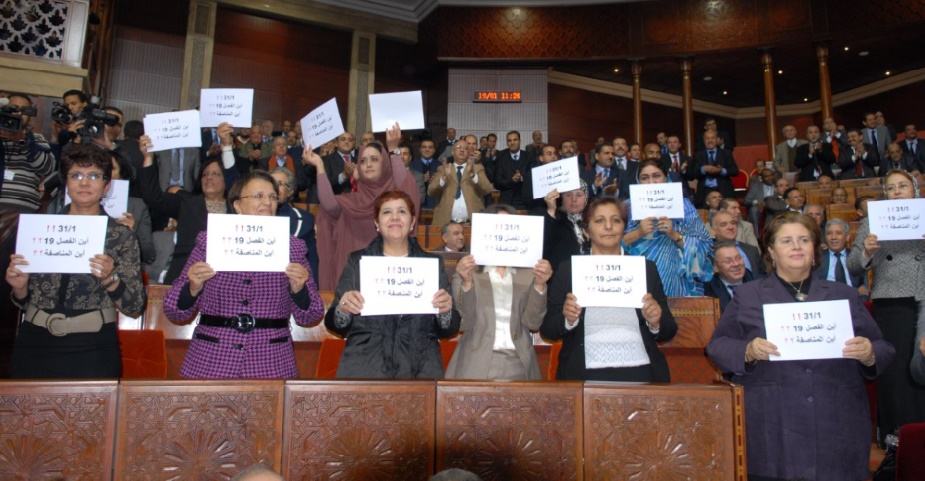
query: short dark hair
228 170 279 206
482 203 518 215
581 195 624 230
62 89 88 103
506 130 520 140
60 143 112 180
110 149 134 182
487 133 497 140
123 120 144 139
637 158 666 177
102 105 123 118
374 189 417 220
6 92 32 106
784 187 801 200
440 221 461 237
761 211 822 273
855 196 874 210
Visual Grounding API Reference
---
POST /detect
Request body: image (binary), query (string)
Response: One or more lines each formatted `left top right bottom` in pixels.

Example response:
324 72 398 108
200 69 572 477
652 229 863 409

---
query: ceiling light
859 51 869 56
703 76 712 81
613 68 620 73
512 8 521 15
722 91 728 95
844 46 849 51
885 71 891 76
777 69 783 75
803 98 808 102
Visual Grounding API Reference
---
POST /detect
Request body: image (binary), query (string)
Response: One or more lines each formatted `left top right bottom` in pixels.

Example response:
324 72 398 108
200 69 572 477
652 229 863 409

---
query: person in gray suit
899 124 925 171
814 218 866 297
157 146 200 193
399 144 426 204
744 168 778 234
445 205 553 380
862 112 891 158
773 125 808 173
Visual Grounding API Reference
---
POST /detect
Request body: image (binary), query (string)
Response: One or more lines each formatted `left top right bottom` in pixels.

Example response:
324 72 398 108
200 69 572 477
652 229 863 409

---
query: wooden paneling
283 381 436 480
660 297 722 384
583 383 746 480
0 381 118 480
114 380 284 479
436 381 584 481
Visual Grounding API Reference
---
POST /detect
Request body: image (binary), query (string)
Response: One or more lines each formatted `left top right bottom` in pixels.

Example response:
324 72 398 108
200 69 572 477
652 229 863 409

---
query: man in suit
712 211 764 276
773 125 808 173
687 130 740 207
875 111 897 144
558 139 587 171
814 218 866 298
411 138 441 209
862 112 891 158
610 137 638 199
200 127 224 166
494 130 534 208
763 177 792 221
428 141 493 225
238 125 271 172
321 131 357 195
659 135 694 198
899 124 925 171
695 118 734 153
399 144 426 205
880 142 917 175
656 131 669 155
158 146 200 193
440 221 467 252
837 129 879 179
522 144 560 212
745 168 778 233
480 133 499 180
436 127 457 161
704 239 756 312
794 125 836 182
822 116 848 154
580 143 620 199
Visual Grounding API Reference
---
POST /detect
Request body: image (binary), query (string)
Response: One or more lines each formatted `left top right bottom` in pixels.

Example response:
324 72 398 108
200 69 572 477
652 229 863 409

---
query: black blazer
794 142 836 182
878 154 918 176
814 248 865 288
494 148 534 208
704 269 756 312
898 139 925 171
687 148 740 205
580 168 620 200
543 211 584 275
613 159 639 200
541 258 677 382
836 143 879 179
322 149 357 195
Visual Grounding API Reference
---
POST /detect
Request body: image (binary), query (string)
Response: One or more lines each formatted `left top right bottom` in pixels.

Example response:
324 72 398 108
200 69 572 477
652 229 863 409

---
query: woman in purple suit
163 171 324 378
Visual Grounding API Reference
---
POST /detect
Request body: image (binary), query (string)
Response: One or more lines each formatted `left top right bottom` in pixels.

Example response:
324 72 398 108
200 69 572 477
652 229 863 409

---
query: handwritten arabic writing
763 300 855 361
571 255 647 308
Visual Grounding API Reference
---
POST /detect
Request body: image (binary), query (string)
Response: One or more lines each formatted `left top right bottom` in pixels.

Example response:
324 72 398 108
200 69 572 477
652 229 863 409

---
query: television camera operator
49 89 121 160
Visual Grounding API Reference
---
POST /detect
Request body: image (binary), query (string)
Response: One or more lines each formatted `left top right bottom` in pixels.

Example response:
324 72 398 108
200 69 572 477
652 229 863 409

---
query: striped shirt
0 132 55 212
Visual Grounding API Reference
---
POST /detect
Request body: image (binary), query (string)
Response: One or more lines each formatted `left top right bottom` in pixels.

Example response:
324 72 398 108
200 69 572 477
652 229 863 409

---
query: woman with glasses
162 171 323 378
5 144 145 378
708 212 892 481
137 122 239 284
303 124 420 290
848 169 925 443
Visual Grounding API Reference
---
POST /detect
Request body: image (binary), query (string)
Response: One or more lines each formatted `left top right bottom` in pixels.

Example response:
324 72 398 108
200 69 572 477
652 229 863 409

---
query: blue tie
456 166 463 199
708 151 716 164
603 168 610 179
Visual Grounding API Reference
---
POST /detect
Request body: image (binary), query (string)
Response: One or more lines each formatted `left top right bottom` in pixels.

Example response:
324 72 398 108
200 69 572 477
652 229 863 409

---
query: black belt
199 314 288 333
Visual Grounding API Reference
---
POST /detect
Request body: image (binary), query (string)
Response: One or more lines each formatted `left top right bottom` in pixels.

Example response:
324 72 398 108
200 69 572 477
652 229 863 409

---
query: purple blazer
164 231 324 378
707 274 894 480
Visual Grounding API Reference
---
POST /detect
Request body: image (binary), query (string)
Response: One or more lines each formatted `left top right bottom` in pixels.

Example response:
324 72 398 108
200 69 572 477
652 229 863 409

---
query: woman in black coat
541 180 588 273
541 196 676 382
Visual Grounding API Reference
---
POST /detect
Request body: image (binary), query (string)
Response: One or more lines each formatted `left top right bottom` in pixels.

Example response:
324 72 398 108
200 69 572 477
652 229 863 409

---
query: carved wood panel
0 381 118 481
282 381 436 480
583 383 745 481
114 381 284 480
436 381 583 481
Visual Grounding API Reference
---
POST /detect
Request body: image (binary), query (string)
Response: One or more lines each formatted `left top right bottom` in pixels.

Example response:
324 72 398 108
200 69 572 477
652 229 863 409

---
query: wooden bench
855 184 885 200
827 202 860 224
838 177 881 188
805 188 833 206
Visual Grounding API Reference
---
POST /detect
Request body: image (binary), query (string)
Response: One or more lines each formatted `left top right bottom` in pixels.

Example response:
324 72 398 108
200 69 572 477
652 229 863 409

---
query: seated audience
704 189 723 223
831 187 849 204
704 239 756 311
816 174 834 189
446 204 552 380
624 159 713 296
542 196 676 382
238 124 271 171
163 171 323 378
837 129 878 179
428 140 493 226
814 219 865 297
718 198 758 247
803 203 825 229
771 187 805 214
794 125 835 182
745 168 778 232
687 130 739 206
581 143 619 198
855 196 873 221
324 190 460 379
440 222 467 252
880 142 917 175
708 212 892 481
269 167 319 284
711 211 763 276
542 183 588 272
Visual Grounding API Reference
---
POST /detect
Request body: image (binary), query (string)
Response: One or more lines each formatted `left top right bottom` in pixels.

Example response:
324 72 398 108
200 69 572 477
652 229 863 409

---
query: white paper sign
359 256 439 316
532 156 581 199
300 98 345 149
763 300 855 361
629 183 685 220
368 91 425 132
15 214 108 273
205 214 290 272
199 88 254 128
867 198 925 241
143 110 203 152
570 255 647 308
469 213 544 268
65 180 129 219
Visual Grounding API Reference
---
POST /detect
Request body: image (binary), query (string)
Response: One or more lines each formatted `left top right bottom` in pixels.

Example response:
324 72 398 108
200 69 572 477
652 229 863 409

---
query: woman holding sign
6 144 146 378
324 190 460 379
305 124 421 291
541 196 676 382
162 171 323 378
847 168 925 443
708 212 892 481
623 159 713 296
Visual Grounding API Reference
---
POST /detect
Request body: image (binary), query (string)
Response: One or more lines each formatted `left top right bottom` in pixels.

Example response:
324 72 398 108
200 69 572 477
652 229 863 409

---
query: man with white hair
773 124 807 173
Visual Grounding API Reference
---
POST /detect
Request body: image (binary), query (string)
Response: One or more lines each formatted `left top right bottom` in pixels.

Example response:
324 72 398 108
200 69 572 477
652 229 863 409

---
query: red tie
672 154 680 172
343 153 358 191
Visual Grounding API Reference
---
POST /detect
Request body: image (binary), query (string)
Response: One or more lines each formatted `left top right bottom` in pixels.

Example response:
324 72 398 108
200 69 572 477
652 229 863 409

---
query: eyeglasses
68 172 108 182
775 237 813 248
885 182 912 192
240 193 280 203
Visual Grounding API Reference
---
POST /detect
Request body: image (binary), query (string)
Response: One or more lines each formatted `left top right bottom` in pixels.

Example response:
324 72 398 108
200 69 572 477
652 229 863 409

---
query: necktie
855 148 864 178
672 154 679 172
343 153 351 164
870 129 879 153
911 141 917 155
726 283 740 299
456 166 464 199
603 168 610 180
834 252 847 284
708 151 716 165
512 152 519 162
171 149 182 184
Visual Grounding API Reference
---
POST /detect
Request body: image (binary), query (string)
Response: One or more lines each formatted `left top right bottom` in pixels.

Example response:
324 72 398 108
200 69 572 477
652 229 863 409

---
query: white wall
447 68 548 144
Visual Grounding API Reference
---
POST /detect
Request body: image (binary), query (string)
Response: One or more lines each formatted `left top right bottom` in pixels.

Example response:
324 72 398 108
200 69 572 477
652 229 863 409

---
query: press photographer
50 92 121 147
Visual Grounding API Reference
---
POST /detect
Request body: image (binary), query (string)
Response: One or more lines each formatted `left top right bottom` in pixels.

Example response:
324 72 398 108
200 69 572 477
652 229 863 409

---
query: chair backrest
731 170 749 192
795 181 819 190
313 337 459 379
420 208 434 226
838 177 881 188
826 203 860 224
855 184 885 200
805 188 833 207
118 330 167 379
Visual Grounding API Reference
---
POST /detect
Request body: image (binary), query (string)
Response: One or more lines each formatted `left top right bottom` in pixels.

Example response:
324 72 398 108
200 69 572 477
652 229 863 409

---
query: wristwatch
392 148 402 155
102 272 120 289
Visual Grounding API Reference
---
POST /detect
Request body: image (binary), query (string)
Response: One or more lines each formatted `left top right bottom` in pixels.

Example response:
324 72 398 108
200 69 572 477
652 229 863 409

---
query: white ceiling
309 0 643 23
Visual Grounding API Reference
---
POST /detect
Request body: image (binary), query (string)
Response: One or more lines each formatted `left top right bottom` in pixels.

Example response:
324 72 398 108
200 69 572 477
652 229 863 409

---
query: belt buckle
234 313 255 333
45 313 69 337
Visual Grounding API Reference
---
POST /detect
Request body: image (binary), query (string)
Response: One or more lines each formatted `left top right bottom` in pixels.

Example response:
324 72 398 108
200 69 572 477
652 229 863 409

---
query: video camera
51 101 120 142
0 101 37 133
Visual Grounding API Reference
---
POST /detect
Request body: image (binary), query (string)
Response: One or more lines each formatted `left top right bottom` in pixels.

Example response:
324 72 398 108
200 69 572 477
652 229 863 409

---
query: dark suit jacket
836 143 879 179
814 248 864 288
541 258 677 382
687 148 740 206
613 158 639 200
878 154 918 176
494 148 534 208
739 241 764 276
898 138 925 171
322 149 357 195
410 158 441 209
703 269 756 312
794 142 836 182
278 202 318 284
543 210 584 275
580 167 620 200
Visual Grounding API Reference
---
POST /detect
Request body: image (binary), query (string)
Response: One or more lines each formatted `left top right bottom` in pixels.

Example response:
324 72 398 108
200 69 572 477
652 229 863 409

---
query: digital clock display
473 91 522 103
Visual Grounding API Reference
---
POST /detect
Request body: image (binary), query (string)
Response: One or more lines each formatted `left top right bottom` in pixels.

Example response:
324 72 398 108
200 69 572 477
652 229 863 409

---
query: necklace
785 279 808 301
